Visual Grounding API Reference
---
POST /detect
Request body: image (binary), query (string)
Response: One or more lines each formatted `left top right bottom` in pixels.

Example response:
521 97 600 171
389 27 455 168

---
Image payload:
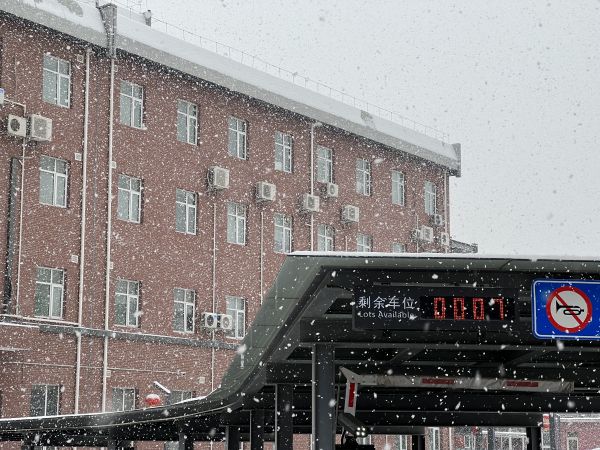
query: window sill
39 202 68 209
43 100 71 109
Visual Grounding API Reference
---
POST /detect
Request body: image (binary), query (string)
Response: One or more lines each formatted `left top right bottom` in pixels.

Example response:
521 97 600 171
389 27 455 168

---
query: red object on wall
543 414 550 431
145 394 161 407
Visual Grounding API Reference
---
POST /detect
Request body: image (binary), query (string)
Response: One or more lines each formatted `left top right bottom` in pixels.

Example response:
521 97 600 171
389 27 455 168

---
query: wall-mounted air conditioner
440 232 450 247
7 114 27 138
325 182 339 198
411 228 422 241
256 181 276 202
28 114 53 142
342 205 359 223
431 214 445 227
201 312 218 329
207 166 229 190
302 193 320 213
219 314 234 331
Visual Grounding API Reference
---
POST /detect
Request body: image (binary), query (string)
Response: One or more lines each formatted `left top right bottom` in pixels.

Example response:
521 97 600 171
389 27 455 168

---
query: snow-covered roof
0 0 461 174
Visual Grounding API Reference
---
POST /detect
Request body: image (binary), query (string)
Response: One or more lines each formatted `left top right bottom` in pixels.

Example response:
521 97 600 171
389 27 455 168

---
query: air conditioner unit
431 214 445 227
342 205 359 223
421 225 434 243
207 166 230 190
28 114 52 142
325 182 339 198
256 181 276 202
302 193 320 212
219 314 234 331
7 114 27 138
440 232 450 247
201 312 218 329
411 228 422 241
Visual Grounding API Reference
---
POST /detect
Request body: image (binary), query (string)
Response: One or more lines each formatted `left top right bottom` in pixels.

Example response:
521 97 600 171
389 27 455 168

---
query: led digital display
419 296 513 321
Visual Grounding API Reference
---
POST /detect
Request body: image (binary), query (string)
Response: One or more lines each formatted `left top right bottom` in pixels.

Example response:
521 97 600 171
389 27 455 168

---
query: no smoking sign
533 280 600 340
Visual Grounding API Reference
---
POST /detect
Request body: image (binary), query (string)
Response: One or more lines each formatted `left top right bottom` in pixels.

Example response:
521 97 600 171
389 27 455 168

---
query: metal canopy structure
2 253 600 449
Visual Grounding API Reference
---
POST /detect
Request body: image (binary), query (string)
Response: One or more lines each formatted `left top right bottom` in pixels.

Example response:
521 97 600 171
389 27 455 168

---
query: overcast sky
140 0 600 256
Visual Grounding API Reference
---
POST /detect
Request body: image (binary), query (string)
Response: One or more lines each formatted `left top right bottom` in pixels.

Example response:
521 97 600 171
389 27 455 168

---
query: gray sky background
141 0 600 256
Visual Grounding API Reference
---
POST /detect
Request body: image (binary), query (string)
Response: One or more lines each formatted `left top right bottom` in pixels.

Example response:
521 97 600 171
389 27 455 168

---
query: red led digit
473 298 485 320
434 297 446 320
495 298 505 320
453 297 465 320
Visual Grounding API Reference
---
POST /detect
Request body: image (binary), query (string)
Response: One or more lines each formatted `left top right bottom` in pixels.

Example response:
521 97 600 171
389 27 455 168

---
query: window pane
120 96 132 125
35 284 50 316
121 81 132 96
56 176 66 207
38 267 51 283
129 298 138 326
177 113 187 142
187 207 196 234
174 303 184 331
58 60 70 75
117 189 129 220
228 128 237 156
130 281 139 295
39 171 54 205
185 304 194 331
133 102 142 128
43 71 57 104
44 55 58 71
124 389 135 410
59 76 70 106
30 386 46 416
46 386 59 415
176 202 186 232
51 286 62 317
52 269 63 284
115 294 127 325
131 193 140 222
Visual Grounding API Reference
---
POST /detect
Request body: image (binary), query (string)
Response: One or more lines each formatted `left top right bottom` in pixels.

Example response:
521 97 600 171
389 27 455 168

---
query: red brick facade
0 6 455 449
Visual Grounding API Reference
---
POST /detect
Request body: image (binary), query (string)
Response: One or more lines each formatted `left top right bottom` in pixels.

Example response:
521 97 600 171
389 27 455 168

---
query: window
117 174 142 223
356 158 371 196
275 131 293 173
226 296 246 339
392 243 406 253
112 387 136 412
227 203 247 245
357 233 372 252
430 428 440 450
463 434 473 450
424 181 437 215
168 390 193 405
396 435 409 450
541 431 551 450
392 170 405 206
173 288 195 333
567 434 578 450
30 385 60 416
177 100 197 144
34 267 64 319
274 213 292 253
176 189 196 235
43 54 70 107
317 224 334 251
228 117 247 159
39 156 67 207
316 146 333 183
120 81 144 128
115 279 140 327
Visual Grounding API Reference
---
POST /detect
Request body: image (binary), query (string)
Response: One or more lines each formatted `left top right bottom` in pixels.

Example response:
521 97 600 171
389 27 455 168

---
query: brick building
0 0 468 448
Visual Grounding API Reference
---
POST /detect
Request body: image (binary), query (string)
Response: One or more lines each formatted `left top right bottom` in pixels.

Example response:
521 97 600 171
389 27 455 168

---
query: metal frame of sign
532 279 600 340
353 286 520 331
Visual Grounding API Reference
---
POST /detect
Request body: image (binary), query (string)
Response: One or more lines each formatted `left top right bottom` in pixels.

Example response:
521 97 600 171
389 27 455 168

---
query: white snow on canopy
0 0 461 173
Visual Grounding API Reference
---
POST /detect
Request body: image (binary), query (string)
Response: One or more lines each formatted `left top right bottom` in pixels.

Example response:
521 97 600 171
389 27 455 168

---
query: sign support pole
276 384 294 450
312 344 335 450
526 427 541 450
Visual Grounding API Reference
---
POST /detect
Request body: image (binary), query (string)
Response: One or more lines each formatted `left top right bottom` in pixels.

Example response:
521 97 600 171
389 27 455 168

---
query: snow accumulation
2 0 460 172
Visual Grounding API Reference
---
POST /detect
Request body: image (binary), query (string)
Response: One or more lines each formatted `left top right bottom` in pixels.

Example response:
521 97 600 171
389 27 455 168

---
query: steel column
412 434 425 450
227 426 241 450
312 344 335 450
178 429 194 450
527 427 542 450
276 384 294 450
549 414 557 450
251 409 265 450
488 428 495 450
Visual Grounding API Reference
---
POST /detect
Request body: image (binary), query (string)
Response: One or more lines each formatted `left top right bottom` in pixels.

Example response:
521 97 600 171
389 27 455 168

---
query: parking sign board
532 280 600 340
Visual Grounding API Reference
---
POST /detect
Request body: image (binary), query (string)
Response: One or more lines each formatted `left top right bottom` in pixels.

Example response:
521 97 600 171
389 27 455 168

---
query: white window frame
34 267 64 319
464 434 473 450
227 202 247 245
317 224 334 251
117 174 142 223
275 131 293 173
112 387 136 412
168 390 193 405
357 233 372 252
173 288 195 333
274 213 292 253
356 158 371 196
425 181 437 215
316 146 333 183
120 80 144 129
430 427 441 450
115 279 140 327
541 431 551 450
392 170 405 206
226 296 246 339
397 435 409 450
228 117 247 159
43 54 71 107
567 435 578 450
392 243 406 253
177 100 198 145
31 384 60 416
39 155 68 208
176 189 197 235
